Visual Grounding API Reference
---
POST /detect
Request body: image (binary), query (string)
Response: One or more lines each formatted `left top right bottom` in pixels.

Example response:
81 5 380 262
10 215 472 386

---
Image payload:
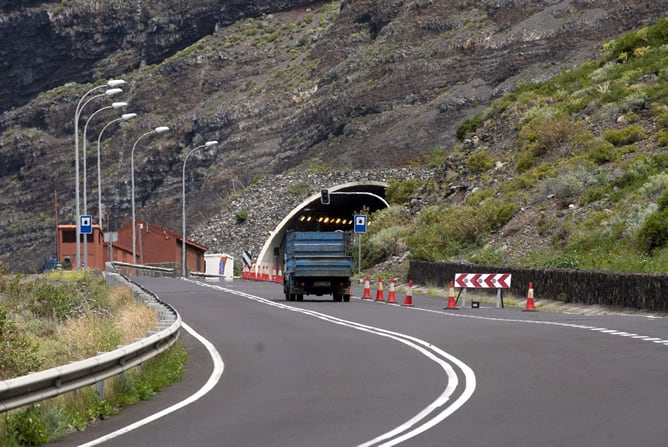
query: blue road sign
80 215 93 234
354 214 367 233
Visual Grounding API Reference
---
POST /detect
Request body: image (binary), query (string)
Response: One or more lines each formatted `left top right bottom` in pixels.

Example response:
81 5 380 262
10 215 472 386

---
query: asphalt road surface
53 277 668 447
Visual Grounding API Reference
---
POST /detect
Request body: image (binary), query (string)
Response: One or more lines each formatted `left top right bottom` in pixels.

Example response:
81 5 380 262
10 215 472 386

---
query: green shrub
456 114 483 141
515 151 536 173
655 112 668 130
465 150 497 173
3 406 49 446
603 124 647 146
112 343 188 406
494 203 519 226
518 114 574 157
468 246 506 265
586 139 618 164
405 199 519 261
542 251 582 269
363 227 407 268
0 305 41 380
424 146 447 168
541 164 600 201
28 284 79 321
637 190 668 253
657 129 668 146
235 209 249 222
385 179 426 205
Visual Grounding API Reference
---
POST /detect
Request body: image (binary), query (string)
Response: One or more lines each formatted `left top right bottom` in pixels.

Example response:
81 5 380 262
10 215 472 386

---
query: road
55 277 668 446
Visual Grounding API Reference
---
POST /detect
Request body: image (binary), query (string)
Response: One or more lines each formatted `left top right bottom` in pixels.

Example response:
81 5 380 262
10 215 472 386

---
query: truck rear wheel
333 293 342 302
343 294 350 302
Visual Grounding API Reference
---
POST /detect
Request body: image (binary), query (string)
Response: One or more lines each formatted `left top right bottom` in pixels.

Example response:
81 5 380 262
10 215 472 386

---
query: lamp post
96 113 137 233
131 126 170 265
82 101 127 267
74 80 125 270
182 140 218 277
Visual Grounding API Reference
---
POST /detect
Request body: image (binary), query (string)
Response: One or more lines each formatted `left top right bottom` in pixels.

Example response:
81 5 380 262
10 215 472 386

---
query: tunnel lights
299 214 353 227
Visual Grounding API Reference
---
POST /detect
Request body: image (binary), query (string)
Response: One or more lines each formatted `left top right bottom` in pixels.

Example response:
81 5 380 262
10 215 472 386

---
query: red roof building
111 220 208 273
56 220 207 273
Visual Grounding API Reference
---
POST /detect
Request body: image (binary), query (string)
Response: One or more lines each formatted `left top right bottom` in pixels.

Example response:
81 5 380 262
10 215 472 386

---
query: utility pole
54 190 59 259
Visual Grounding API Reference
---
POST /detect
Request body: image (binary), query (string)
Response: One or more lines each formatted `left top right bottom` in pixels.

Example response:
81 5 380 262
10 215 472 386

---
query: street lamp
82 101 127 266
182 140 218 277
96 113 137 233
131 126 170 265
74 80 125 269
83 102 128 216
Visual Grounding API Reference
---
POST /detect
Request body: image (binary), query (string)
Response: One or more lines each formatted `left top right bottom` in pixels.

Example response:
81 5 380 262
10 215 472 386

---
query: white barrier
454 273 512 308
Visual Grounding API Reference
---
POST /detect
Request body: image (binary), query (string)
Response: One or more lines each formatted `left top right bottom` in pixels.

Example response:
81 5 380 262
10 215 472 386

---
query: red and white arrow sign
455 273 511 288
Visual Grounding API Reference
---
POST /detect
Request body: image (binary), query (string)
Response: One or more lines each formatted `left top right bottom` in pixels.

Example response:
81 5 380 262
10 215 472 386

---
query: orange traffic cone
375 276 385 302
362 275 372 299
523 282 537 312
386 278 398 304
445 281 459 310
402 280 414 307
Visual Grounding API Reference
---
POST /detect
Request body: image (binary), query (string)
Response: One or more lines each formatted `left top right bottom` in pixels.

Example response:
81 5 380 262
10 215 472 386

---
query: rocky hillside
0 0 666 272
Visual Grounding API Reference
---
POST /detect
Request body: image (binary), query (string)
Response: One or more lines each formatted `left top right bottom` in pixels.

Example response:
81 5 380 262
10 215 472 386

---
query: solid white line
404 305 667 348
193 281 477 447
78 322 224 447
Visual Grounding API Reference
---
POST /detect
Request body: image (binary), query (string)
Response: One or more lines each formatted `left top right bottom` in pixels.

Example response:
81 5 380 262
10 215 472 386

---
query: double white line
199 282 477 446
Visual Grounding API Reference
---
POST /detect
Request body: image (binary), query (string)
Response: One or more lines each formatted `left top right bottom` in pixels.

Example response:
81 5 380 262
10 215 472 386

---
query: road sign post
80 215 92 234
353 215 367 274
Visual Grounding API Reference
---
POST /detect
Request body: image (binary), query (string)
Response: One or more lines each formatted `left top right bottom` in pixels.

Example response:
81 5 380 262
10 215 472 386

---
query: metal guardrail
0 265 181 413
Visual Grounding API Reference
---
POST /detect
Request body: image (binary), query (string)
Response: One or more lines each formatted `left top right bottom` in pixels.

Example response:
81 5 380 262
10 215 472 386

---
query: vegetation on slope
363 19 668 274
0 269 187 445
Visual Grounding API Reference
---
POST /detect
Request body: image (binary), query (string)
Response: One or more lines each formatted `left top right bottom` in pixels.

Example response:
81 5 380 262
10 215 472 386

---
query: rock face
0 0 318 110
0 0 665 271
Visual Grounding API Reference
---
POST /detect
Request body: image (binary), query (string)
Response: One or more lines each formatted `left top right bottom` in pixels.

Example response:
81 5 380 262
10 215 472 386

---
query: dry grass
37 285 157 369
114 294 159 344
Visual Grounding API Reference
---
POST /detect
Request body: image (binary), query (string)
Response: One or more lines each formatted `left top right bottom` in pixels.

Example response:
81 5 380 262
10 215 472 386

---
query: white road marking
194 281 477 447
78 322 224 447
392 302 668 347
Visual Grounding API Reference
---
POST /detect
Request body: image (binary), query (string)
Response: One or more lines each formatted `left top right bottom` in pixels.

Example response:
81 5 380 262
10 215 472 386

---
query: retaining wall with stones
409 261 668 313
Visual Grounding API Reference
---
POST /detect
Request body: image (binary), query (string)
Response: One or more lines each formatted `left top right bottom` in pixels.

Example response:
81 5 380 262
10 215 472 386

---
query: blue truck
283 230 354 302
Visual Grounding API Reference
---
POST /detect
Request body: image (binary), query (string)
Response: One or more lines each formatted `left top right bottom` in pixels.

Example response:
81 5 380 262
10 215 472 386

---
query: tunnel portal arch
254 181 389 274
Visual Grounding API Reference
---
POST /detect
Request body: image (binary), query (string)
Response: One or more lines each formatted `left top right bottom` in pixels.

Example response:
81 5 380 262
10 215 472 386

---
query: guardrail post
95 352 106 399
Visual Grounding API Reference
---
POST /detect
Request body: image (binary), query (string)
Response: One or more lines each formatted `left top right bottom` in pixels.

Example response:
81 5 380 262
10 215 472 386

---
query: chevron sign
455 273 511 289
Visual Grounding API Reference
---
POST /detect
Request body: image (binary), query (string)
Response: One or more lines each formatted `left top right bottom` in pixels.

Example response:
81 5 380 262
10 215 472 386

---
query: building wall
57 225 105 271
112 221 205 272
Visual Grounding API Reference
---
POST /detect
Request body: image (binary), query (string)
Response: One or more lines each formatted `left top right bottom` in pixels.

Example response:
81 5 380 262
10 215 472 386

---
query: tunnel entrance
288 185 388 232
254 181 389 273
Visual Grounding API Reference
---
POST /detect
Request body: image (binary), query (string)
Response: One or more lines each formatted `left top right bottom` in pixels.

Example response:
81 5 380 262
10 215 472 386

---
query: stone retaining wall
409 261 668 312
